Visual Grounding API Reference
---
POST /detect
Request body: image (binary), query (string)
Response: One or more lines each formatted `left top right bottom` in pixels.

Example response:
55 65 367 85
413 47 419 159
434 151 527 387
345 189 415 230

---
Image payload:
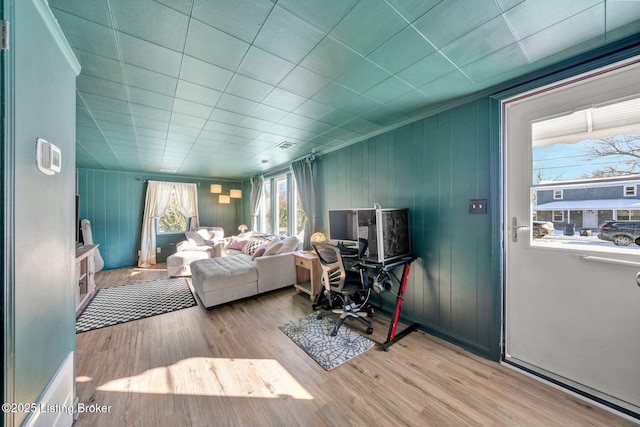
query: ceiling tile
519 5 605 63
367 26 436 74
170 113 207 129
237 47 296 86
175 80 222 107
127 87 174 110
130 104 172 122
153 0 193 15
52 11 119 59
278 66 331 98
184 19 250 71
299 36 363 80
419 70 476 102
172 99 214 120
77 75 128 100
277 0 359 33
73 51 124 83
396 52 457 88
384 0 441 23
226 75 274 102
179 56 234 91
116 33 183 77
110 0 189 51
413 0 502 48
123 65 178 96
254 6 325 64
49 0 113 27
312 83 360 109
335 60 391 93
217 94 259 115
461 43 528 84
504 0 600 40
249 104 289 122
192 0 273 43
262 88 307 111
441 15 516 67
293 99 335 120
331 0 407 56
364 76 414 104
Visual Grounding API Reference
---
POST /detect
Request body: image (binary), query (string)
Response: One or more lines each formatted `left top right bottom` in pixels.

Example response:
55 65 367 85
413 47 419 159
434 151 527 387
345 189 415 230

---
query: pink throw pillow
252 244 267 260
227 237 249 251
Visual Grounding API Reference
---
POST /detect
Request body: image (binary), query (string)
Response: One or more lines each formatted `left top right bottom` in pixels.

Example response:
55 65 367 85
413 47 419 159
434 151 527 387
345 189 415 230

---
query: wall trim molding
32 0 80 76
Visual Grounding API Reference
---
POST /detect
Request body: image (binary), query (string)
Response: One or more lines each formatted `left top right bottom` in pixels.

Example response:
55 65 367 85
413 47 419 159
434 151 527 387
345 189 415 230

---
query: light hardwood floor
74 264 636 426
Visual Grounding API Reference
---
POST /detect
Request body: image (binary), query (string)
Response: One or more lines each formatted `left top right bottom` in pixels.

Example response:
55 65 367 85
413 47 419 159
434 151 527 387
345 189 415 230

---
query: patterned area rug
279 312 375 370
76 278 196 333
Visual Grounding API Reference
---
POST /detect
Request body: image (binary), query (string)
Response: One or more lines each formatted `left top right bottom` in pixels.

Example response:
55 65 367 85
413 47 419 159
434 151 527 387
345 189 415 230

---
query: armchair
311 242 374 336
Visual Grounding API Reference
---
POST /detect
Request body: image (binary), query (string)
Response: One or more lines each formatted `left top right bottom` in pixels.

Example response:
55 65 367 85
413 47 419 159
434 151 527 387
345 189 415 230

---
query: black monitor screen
328 209 358 242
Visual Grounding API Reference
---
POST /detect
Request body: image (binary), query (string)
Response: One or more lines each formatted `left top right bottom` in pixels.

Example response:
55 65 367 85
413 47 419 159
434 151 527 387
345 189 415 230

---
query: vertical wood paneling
316 97 497 358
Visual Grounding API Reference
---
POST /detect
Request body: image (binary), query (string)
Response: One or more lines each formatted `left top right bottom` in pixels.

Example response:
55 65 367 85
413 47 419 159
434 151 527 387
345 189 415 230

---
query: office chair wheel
366 327 373 335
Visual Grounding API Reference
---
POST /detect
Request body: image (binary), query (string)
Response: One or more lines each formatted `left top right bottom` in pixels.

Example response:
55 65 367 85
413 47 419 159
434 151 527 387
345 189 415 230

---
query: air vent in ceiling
276 141 296 150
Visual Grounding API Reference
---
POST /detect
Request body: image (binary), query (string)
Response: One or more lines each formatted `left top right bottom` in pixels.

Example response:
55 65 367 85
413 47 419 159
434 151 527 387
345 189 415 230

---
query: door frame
494 38 640 420
2 1 16 427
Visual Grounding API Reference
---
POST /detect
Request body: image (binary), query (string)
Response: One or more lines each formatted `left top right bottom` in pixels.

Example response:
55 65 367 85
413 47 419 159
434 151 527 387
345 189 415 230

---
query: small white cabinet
75 244 98 316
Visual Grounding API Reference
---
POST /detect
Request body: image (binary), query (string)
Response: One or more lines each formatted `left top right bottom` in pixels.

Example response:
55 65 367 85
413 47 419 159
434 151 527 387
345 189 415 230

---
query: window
552 210 564 222
157 189 189 234
624 185 636 197
259 172 307 237
553 189 563 200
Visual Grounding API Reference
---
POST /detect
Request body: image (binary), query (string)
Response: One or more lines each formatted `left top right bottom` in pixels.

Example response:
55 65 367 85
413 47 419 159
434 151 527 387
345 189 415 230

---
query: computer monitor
328 209 358 242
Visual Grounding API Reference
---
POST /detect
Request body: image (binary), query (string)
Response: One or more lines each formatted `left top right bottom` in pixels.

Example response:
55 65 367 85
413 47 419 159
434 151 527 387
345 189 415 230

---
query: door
584 210 598 229
504 57 640 417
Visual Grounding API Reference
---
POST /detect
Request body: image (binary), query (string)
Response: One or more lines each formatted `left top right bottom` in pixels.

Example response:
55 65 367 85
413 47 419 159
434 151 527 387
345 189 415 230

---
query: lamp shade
310 232 327 243
219 194 230 204
210 184 222 193
230 189 242 198
238 224 248 233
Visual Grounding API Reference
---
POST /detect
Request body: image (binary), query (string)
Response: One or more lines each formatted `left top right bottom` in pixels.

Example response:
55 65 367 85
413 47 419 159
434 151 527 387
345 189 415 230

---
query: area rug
279 312 375 370
76 278 196 333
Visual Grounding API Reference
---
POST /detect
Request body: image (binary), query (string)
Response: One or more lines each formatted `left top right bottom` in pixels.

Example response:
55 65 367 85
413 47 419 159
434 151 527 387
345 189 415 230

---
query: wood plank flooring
73 264 636 426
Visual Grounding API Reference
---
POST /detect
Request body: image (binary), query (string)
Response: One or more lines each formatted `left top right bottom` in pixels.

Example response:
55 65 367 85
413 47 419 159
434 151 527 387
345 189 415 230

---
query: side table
293 251 322 301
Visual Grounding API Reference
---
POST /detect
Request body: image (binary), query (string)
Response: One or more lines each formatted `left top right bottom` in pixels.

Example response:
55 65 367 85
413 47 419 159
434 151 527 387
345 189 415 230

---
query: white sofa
190 235 300 308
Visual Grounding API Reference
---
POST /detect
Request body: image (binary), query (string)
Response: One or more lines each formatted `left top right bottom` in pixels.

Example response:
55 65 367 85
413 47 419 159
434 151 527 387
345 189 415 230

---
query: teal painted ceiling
49 0 640 179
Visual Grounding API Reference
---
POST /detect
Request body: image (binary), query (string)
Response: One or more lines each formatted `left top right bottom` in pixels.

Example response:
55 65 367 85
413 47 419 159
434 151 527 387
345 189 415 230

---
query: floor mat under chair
279 312 375 370
76 278 196 333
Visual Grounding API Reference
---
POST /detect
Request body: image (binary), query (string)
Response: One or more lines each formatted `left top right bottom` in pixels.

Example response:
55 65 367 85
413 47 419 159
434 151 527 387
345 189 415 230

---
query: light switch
469 199 487 214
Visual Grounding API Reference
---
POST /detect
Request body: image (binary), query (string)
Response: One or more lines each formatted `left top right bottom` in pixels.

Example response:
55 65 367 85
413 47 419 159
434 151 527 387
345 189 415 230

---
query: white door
584 210 598 229
504 58 640 417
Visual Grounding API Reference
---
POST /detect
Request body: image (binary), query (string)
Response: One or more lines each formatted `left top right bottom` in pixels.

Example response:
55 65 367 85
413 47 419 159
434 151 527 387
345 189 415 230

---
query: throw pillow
242 237 266 255
252 244 267 260
263 241 284 256
227 237 249 251
278 236 300 254
185 231 206 246
196 229 210 241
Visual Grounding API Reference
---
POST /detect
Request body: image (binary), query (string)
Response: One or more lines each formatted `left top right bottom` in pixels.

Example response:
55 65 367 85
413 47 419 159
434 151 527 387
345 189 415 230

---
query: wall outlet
156 247 161 253
469 199 488 214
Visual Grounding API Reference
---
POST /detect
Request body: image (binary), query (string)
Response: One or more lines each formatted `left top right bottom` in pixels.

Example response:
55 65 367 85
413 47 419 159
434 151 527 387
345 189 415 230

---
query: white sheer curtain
173 182 199 229
138 181 199 267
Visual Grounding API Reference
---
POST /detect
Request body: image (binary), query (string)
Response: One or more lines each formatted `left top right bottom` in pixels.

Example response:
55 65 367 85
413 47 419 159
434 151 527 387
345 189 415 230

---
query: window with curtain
138 181 199 267
157 188 190 233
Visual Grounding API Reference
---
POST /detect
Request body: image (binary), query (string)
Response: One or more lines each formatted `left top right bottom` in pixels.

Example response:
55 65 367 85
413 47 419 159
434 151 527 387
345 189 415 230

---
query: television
327 207 411 265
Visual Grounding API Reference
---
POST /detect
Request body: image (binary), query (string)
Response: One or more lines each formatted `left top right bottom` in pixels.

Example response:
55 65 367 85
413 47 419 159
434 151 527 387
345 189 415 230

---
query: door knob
511 217 529 243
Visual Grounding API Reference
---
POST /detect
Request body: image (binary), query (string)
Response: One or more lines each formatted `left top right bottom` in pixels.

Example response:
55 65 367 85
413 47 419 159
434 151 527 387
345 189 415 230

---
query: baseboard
22 351 75 427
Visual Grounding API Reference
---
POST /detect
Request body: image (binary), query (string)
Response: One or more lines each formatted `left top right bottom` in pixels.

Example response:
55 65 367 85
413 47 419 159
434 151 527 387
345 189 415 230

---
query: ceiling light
210 184 222 193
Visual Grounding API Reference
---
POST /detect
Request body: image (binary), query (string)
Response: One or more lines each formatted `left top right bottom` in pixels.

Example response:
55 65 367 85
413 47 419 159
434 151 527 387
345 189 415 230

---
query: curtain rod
261 153 316 178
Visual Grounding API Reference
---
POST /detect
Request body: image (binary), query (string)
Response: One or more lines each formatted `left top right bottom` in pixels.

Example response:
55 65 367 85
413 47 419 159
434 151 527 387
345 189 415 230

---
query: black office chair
311 242 374 336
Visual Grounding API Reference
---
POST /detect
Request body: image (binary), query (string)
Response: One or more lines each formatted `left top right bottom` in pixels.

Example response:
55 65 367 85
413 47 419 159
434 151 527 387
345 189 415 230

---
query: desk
361 256 419 351
293 251 322 301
